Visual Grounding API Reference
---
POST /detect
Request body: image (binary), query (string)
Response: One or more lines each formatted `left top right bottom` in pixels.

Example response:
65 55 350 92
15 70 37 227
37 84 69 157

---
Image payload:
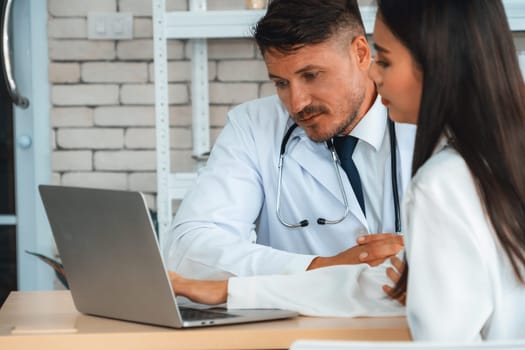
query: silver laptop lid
39 185 183 328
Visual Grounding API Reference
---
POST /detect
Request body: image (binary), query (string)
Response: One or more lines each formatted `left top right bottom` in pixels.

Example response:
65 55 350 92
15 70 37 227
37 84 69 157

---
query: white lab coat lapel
286 132 369 228
394 123 417 195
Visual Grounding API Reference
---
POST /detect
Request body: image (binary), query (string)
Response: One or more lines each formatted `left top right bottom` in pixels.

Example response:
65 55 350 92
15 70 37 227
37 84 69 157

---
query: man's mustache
293 105 328 121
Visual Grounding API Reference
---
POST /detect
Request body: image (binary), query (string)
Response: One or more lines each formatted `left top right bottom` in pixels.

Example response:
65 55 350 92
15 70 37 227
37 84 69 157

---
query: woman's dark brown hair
377 0 525 297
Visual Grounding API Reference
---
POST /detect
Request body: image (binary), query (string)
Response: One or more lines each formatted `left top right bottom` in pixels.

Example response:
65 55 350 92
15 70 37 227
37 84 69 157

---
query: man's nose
289 86 311 114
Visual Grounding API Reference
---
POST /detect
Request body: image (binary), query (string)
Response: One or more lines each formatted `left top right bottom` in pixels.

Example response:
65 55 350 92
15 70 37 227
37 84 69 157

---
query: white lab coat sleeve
164 110 316 279
227 264 405 317
403 154 492 341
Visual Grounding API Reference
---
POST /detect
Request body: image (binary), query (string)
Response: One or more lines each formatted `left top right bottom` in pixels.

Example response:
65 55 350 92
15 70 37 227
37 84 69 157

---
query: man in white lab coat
164 0 415 281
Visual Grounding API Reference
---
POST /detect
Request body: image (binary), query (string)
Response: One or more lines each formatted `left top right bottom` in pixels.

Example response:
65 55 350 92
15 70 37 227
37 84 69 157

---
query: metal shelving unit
152 0 269 246
152 0 525 246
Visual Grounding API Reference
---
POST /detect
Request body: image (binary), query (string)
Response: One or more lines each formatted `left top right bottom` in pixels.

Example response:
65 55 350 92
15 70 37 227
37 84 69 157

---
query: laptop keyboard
179 307 239 321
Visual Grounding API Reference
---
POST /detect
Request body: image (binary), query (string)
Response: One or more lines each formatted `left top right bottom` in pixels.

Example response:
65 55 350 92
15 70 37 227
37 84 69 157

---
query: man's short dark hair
253 0 366 55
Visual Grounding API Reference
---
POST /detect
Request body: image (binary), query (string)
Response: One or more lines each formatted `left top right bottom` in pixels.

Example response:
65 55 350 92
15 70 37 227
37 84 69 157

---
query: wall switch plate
88 12 133 40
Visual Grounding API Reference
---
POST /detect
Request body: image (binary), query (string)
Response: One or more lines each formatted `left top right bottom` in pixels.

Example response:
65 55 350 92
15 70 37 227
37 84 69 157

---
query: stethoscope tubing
389 119 401 232
276 118 401 231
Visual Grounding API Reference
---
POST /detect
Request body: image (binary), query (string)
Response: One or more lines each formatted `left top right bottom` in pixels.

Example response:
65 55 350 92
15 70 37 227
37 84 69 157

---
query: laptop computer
38 185 298 328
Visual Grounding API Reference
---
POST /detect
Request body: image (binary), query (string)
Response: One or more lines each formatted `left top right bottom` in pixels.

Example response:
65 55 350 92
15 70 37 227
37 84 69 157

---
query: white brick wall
62 172 128 190
217 60 268 81
207 39 256 59
52 151 92 171
49 63 81 83
94 106 155 126
51 107 94 127
81 63 149 83
52 85 120 106
48 19 87 39
49 0 117 16
47 0 525 218
124 128 192 149
148 61 216 82
47 1 272 213
56 129 124 149
47 0 368 212
129 173 156 192
49 40 116 61
209 82 259 104
94 151 157 171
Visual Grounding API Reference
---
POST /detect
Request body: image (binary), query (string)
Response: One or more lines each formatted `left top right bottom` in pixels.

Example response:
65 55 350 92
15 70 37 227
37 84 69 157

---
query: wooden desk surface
0 291 410 350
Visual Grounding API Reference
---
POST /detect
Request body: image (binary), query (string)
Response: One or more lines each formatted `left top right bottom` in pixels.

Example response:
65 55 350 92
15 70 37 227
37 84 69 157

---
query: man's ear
351 35 371 71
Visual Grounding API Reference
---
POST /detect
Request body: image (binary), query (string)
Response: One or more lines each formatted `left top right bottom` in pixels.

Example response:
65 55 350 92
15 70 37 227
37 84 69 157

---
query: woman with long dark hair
369 0 525 340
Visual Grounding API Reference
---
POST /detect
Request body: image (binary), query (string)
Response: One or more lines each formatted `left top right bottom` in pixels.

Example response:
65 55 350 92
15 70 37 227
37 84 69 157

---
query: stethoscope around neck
276 118 401 232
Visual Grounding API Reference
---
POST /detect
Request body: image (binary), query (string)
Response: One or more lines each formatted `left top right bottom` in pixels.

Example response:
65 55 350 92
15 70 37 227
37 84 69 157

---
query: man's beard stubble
293 93 365 143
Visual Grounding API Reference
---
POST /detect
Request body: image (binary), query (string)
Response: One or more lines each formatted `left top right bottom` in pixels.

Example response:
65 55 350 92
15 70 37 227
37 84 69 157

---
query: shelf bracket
153 0 171 247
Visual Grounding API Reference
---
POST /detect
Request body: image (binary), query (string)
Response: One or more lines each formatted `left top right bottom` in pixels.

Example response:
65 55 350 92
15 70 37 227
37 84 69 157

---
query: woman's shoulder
411 145 472 193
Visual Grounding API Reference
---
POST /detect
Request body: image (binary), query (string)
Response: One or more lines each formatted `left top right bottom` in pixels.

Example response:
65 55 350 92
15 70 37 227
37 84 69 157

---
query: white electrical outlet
88 12 133 40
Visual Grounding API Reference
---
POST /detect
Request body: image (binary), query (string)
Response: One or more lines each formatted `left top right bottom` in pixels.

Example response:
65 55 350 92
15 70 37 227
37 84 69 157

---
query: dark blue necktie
333 136 366 216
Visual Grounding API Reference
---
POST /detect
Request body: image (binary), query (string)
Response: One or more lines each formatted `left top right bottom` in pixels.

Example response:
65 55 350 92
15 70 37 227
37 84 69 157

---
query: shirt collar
349 95 388 152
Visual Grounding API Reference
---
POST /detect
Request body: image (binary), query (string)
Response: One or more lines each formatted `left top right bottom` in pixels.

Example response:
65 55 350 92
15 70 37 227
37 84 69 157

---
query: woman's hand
382 256 406 305
307 233 404 270
168 271 229 305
